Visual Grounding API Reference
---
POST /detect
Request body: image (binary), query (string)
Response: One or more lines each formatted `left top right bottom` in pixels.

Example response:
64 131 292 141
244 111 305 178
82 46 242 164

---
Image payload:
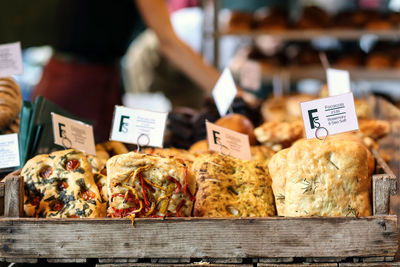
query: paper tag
0 133 20 170
0 42 23 78
51 113 96 155
300 92 359 139
110 106 168 148
326 68 351 96
240 61 261 92
212 68 237 116
206 121 251 160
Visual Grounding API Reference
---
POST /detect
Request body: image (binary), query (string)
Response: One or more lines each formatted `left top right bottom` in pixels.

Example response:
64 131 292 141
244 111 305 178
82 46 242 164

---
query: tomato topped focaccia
106 152 196 218
22 149 106 218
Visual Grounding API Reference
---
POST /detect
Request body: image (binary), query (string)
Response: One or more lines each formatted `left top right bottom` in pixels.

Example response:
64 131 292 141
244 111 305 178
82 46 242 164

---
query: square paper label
212 68 237 116
0 133 20 169
327 68 351 96
0 42 23 78
51 113 96 155
240 60 261 92
110 106 168 148
206 121 251 160
300 92 359 139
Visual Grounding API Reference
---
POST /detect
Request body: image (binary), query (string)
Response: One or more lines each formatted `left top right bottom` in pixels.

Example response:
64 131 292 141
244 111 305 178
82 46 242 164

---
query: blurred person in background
1 0 241 142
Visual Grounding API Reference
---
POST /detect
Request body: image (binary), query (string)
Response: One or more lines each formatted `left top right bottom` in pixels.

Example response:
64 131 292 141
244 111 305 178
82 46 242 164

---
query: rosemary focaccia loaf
193 153 276 217
106 152 196 218
22 149 106 218
268 138 371 217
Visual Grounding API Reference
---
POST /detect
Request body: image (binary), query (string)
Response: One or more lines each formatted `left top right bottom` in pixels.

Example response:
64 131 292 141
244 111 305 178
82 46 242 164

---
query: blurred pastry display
215 113 257 145
0 77 22 133
226 11 254 31
254 7 288 31
296 6 331 29
366 52 392 69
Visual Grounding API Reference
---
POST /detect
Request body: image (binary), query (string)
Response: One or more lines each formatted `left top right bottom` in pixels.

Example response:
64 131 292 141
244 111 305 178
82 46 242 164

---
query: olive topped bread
106 152 196 218
193 153 276 217
22 149 106 218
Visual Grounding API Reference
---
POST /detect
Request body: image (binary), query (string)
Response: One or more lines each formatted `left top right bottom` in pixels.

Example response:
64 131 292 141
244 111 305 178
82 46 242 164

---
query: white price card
300 92 359 139
206 121 251 160
240 60 261 92
326 68 351 96
0 133 20 170
110 106 168 148
0 42 23 78
51 113 96 155
212 68 237 117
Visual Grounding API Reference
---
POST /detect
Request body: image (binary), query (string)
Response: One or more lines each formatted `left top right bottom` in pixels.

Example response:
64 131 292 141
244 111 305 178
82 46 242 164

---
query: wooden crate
0 150 397 266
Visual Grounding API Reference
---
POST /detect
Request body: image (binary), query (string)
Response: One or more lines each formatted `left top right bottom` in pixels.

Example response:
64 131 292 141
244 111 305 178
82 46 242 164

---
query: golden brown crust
358 119 390 140
0 77 22 129
106 152 196 217
22 149 106 218
329 133 375 177
193 153 276 217
254 120 304 149
268 138 371 217
142 147 196 164
189 140 209 154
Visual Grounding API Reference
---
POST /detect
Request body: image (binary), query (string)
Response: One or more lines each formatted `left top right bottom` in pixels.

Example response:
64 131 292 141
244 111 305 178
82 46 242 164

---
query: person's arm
135 0 219 93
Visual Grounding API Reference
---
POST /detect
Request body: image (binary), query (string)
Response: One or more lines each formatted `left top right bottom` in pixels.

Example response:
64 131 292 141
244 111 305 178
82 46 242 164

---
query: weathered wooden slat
4 176 23 217
99 258 139 263
258 264 337 267
47 258 87 263
0 217 397 260
361 256 385 263
307 257 345 263
372 149 397 196
258 257 294 263
96 264 252 267
373 175 396 215
0 181 4 197
340 263 400 266
151 258 191 264
5 258 38 263
0 181 4 216
199 258 242 263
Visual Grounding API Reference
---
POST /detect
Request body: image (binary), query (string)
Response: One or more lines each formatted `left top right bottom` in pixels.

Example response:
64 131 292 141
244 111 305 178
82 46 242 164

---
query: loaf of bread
106 152 196 218
0 77 22 129
193 153 276 217
22 149 106 218
268 138 371 217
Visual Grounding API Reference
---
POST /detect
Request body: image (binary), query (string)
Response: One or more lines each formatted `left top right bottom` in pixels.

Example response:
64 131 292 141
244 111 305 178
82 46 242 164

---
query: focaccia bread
254 120 304 150
268 148 289 216
87 151 109 203
358 119 390 140
142 147 196 164
22 149 106 218
106 152 196 218
268 138 371 217
250 145 276 171
193 153 276 217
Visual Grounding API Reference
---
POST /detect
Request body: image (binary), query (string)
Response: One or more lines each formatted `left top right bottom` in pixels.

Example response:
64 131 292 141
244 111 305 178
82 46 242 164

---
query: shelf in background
233 65 400 81
215 29 400 41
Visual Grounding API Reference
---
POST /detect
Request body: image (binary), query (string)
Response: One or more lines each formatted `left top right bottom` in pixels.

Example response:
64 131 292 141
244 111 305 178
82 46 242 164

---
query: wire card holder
61 130 72 150
136 133 150 153
315 126 329 142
